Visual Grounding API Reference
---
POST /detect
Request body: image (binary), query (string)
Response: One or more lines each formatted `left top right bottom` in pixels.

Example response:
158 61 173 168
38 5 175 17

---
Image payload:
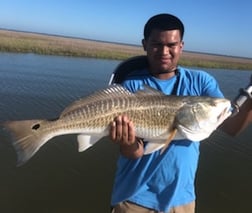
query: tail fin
3 119 53 166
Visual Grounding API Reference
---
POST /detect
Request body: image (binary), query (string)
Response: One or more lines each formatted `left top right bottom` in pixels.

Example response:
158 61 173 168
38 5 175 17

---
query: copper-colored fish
3 85 231 165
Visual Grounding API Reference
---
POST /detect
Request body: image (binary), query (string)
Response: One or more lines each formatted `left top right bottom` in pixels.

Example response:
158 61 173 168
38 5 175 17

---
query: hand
110 115 136 145
110 115 144 158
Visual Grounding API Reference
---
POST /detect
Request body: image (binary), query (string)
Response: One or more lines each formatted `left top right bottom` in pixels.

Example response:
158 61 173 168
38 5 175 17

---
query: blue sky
0 0 252 58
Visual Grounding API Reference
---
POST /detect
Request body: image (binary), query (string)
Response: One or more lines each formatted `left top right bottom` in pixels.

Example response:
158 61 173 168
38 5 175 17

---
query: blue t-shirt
111 67 224 212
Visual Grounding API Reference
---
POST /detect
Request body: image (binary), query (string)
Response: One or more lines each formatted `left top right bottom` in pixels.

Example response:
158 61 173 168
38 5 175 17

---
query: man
110 14 252 213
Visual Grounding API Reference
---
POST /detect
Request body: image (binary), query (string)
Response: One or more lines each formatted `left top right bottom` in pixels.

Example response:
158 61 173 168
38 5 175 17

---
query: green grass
0 30 144 60
180 57 252 70
1 30 252 70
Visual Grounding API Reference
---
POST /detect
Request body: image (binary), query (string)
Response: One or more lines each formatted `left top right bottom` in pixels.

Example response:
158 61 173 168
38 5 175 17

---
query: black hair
143 14 184 40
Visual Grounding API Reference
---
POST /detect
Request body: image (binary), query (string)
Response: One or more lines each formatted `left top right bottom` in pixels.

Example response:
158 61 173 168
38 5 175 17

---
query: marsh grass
180 52 252 70
0 30 144 60
1 30 252 70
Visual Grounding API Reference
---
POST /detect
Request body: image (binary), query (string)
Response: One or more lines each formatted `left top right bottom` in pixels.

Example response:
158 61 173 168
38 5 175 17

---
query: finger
110 121 117 141
122 115 129 143
128 120 136 143
115 115 122 141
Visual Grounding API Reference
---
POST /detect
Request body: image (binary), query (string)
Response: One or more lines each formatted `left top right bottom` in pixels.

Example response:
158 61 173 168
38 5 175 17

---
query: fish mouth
217 104 232 122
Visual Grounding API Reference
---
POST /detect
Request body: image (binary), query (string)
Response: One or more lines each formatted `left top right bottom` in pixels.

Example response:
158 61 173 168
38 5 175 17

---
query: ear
180 41 184 53
142 39 147 51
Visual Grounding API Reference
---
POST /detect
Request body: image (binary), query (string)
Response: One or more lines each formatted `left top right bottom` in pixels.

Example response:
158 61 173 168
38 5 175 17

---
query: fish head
175 97 231 141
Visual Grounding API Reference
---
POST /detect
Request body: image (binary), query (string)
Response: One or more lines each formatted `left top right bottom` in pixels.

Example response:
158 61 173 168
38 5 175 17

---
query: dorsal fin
60 84 133 117
143 85 164 95
135 84 165 97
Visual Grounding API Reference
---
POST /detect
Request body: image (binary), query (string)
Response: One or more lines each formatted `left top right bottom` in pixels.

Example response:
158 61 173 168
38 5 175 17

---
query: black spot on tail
32 123 40 130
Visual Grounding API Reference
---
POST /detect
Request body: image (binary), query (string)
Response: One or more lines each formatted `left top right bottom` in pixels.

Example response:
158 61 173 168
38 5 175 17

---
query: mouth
159 57 172 64
217 105 232 121
152 56 176 73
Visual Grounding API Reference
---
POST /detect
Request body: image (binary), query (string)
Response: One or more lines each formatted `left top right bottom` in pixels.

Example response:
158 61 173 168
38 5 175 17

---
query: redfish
3 85 231 165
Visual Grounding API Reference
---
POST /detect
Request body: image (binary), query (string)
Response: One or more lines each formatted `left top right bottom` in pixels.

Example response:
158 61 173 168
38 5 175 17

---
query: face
142 29 184 79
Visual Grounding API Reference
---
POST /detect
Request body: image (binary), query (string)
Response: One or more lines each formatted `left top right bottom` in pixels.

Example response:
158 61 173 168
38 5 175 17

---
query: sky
0 0 252 58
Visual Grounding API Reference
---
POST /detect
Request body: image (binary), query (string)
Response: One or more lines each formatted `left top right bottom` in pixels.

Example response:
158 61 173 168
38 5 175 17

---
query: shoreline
1 29 252 70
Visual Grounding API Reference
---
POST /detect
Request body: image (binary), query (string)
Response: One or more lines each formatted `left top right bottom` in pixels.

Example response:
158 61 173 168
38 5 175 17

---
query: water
0 53 251 213
0 53 119 120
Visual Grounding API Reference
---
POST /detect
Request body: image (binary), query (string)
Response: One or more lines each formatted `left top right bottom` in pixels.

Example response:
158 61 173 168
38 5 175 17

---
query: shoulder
125 69 150 80
178 67 224 97
121 69 151 92
179 67 215 81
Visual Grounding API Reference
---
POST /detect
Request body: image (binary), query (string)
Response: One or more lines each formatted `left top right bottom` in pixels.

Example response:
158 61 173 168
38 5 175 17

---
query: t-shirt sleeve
121 79 142 93
200 72 224 98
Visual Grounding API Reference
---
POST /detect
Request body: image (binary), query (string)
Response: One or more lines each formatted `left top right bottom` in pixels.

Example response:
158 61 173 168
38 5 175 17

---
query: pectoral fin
144 143 165 155
143 129 178 155
77 134 101 152
160 128 177 154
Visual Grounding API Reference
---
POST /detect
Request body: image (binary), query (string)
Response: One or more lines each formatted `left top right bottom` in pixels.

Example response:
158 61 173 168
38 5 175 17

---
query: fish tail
3 119 53 166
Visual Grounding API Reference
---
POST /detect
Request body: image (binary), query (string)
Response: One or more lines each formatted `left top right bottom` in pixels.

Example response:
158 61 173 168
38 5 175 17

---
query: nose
161 45 169 55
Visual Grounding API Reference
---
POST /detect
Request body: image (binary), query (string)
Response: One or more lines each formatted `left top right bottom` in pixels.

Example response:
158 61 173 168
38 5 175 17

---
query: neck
151 69 177 80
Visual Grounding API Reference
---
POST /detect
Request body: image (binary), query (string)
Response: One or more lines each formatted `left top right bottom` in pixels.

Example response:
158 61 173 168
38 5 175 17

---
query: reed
1 30 252 70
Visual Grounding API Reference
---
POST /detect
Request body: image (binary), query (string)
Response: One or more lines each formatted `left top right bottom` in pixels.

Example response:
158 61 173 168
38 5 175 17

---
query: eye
151 42 162 48
192 103 200 112
168 42 179 48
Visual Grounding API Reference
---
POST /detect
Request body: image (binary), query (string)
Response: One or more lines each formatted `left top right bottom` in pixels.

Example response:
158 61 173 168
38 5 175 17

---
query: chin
159 65 175 73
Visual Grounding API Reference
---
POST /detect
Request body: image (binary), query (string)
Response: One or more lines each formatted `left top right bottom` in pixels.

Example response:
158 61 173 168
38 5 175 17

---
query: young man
110 14 252 213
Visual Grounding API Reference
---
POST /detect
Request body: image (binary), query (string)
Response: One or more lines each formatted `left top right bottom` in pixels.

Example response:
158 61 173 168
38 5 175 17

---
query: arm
220 98 252 135
110 115 144 158
220 76 252 136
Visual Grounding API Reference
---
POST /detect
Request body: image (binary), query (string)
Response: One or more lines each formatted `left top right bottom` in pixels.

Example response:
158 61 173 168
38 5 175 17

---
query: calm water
0 53 251 213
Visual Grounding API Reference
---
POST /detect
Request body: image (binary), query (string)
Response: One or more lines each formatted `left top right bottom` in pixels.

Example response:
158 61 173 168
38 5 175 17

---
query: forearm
220 76 252 136
220 99 252 136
